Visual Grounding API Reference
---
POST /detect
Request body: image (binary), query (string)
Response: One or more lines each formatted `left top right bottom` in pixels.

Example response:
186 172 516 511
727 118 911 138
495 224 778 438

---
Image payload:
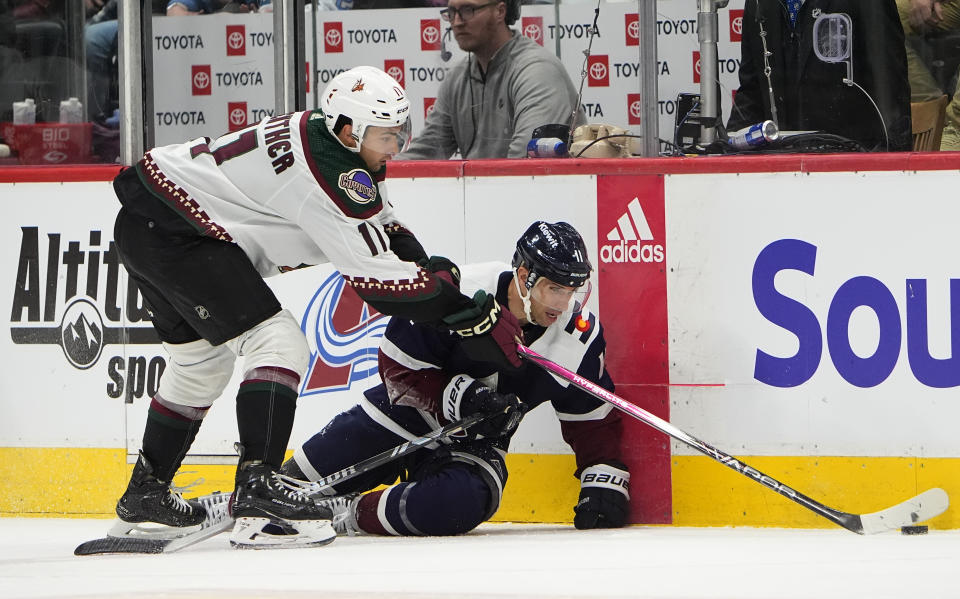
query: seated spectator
166 0 261 15
395 0 584 160
728 0 911 152
0 0 24 125
898 0 960 149
322 0 446 8
84 0 116 122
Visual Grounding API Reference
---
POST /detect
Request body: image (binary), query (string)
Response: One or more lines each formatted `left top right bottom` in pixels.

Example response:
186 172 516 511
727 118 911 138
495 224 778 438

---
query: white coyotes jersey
139 110 422 286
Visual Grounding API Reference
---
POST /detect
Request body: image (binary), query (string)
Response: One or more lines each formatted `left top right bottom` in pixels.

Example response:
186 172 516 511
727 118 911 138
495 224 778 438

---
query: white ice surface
1 518 957 599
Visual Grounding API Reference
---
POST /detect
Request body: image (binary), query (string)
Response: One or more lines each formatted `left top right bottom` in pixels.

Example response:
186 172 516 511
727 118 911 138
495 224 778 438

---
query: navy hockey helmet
511 221 592 291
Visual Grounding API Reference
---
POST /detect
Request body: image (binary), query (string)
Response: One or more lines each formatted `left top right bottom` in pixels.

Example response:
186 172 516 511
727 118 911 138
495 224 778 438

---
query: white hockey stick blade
855 487 948 535
516 344 951 536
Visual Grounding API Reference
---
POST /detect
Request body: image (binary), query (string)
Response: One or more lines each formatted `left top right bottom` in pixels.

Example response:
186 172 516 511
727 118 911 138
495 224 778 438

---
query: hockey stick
305 410 494 495
517 344 948 535
74 491 234 556
75 411 495 555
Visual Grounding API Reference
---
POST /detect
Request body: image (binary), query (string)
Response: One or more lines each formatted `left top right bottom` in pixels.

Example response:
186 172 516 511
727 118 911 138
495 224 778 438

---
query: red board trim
3 153 957 183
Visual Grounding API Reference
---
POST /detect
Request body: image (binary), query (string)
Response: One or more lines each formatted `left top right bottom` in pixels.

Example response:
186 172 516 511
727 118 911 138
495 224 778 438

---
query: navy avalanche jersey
367 264 623 474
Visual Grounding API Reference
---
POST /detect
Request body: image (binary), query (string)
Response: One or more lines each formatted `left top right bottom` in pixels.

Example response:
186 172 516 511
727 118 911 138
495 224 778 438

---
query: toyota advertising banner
153 0 746 147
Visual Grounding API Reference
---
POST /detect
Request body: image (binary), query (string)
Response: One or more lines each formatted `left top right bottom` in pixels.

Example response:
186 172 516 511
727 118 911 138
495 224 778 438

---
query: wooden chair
911 95 948 151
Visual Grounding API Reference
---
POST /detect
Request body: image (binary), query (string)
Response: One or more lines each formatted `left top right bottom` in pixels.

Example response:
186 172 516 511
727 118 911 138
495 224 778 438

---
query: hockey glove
418 255 461 288
443 290 523 369
443 374 525 439
573 461 630 529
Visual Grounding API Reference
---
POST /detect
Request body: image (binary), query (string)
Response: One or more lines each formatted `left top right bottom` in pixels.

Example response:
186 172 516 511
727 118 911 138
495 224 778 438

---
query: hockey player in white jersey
109 66 523 549
282 221 630 536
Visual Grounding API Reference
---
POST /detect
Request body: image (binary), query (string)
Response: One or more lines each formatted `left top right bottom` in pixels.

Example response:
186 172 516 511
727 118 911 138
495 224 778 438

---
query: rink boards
1 155 959 529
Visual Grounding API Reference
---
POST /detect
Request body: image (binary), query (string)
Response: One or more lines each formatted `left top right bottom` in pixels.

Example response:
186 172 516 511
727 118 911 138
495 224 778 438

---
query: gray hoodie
397 31 585 160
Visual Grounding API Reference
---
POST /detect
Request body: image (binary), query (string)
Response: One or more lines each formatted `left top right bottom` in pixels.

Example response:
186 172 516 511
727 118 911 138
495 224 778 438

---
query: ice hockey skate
229 461 336 549
110 452 207 539
76 491 234 555
314 493 363 536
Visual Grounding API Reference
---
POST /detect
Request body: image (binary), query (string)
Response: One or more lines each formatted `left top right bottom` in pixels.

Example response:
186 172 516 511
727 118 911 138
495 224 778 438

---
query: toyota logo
227 31 244 50
326 28 341 46
627 20 640 41
230 107 246 126
422 25 439 44
523 24 541 41
43 150 68 163
387 66 402 81
193 71 210 89
630 100 642 119
732 16 742 35
695 58 701 75
589 62 607 80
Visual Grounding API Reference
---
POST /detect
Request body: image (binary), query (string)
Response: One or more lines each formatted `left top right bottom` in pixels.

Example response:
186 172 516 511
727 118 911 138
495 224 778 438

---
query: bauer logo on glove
574 461 630 530
442 374 525 438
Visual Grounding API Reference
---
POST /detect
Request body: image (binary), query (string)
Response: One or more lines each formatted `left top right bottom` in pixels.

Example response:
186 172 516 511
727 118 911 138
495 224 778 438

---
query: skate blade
107 518 202 540
229 516 336 550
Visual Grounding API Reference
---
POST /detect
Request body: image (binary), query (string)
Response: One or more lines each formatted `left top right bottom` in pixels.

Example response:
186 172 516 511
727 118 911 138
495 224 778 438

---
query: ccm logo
454 305 498 336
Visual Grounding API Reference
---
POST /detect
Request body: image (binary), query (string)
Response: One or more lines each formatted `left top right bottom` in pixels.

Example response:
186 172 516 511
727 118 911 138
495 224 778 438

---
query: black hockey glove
443 374 525 439
573 461 630 530
442 290 523 370
418 255 461 288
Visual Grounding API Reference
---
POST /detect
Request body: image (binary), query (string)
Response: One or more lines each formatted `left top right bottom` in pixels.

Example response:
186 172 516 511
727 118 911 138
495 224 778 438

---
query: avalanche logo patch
338 169 377 204
300 271 389 394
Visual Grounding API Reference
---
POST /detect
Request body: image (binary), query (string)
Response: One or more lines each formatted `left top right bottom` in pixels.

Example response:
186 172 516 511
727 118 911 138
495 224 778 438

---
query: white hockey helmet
321 65 412 154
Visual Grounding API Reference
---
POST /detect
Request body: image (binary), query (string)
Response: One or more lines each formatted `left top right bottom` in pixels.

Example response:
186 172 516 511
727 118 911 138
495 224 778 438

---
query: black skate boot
229 461 336 549
111 452 206 538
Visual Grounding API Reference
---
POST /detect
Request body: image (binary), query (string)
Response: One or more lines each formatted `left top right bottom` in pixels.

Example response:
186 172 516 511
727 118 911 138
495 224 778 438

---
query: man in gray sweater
396 0 585 160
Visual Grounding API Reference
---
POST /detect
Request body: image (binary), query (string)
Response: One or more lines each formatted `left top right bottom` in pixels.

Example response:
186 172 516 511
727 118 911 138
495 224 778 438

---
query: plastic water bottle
59 97 83 124
727 120 779 150
12 98 36 125
527 137 568 158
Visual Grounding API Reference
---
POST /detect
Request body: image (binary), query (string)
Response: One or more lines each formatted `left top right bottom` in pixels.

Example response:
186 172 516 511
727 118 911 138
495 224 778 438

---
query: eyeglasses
440 1 500 23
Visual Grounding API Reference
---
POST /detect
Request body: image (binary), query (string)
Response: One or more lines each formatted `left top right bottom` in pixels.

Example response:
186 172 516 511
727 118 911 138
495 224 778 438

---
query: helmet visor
362 120 412 155
530 277 593 314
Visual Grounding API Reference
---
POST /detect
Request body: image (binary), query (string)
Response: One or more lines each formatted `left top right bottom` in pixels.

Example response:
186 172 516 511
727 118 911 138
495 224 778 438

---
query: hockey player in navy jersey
282 221 630 536
109 65 523 549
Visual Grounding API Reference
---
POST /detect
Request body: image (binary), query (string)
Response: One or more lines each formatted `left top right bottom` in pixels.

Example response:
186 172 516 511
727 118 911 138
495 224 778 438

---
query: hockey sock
141 396 207 482
235 367 299 468
355 490 388 535
355 466 490 536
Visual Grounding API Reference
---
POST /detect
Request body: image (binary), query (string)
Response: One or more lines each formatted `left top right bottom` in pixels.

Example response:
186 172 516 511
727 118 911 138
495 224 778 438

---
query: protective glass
529 277 592 314
440 1 499 22
361 120 412 155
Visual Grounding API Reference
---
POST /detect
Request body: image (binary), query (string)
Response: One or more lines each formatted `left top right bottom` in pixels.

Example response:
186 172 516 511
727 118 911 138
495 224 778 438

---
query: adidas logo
600 197 665 263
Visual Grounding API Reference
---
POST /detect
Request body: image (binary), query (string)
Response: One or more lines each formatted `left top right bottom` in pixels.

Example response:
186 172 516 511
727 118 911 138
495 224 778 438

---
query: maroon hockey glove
573 461 630 529
418 255 461 288
443 290 523 369
442 374 525 438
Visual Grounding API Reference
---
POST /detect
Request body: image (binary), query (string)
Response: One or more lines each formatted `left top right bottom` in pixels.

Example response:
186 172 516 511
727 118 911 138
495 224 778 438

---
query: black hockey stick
517 344 948 534
75 411 496 555
74 491 234 556
305 410 495 494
